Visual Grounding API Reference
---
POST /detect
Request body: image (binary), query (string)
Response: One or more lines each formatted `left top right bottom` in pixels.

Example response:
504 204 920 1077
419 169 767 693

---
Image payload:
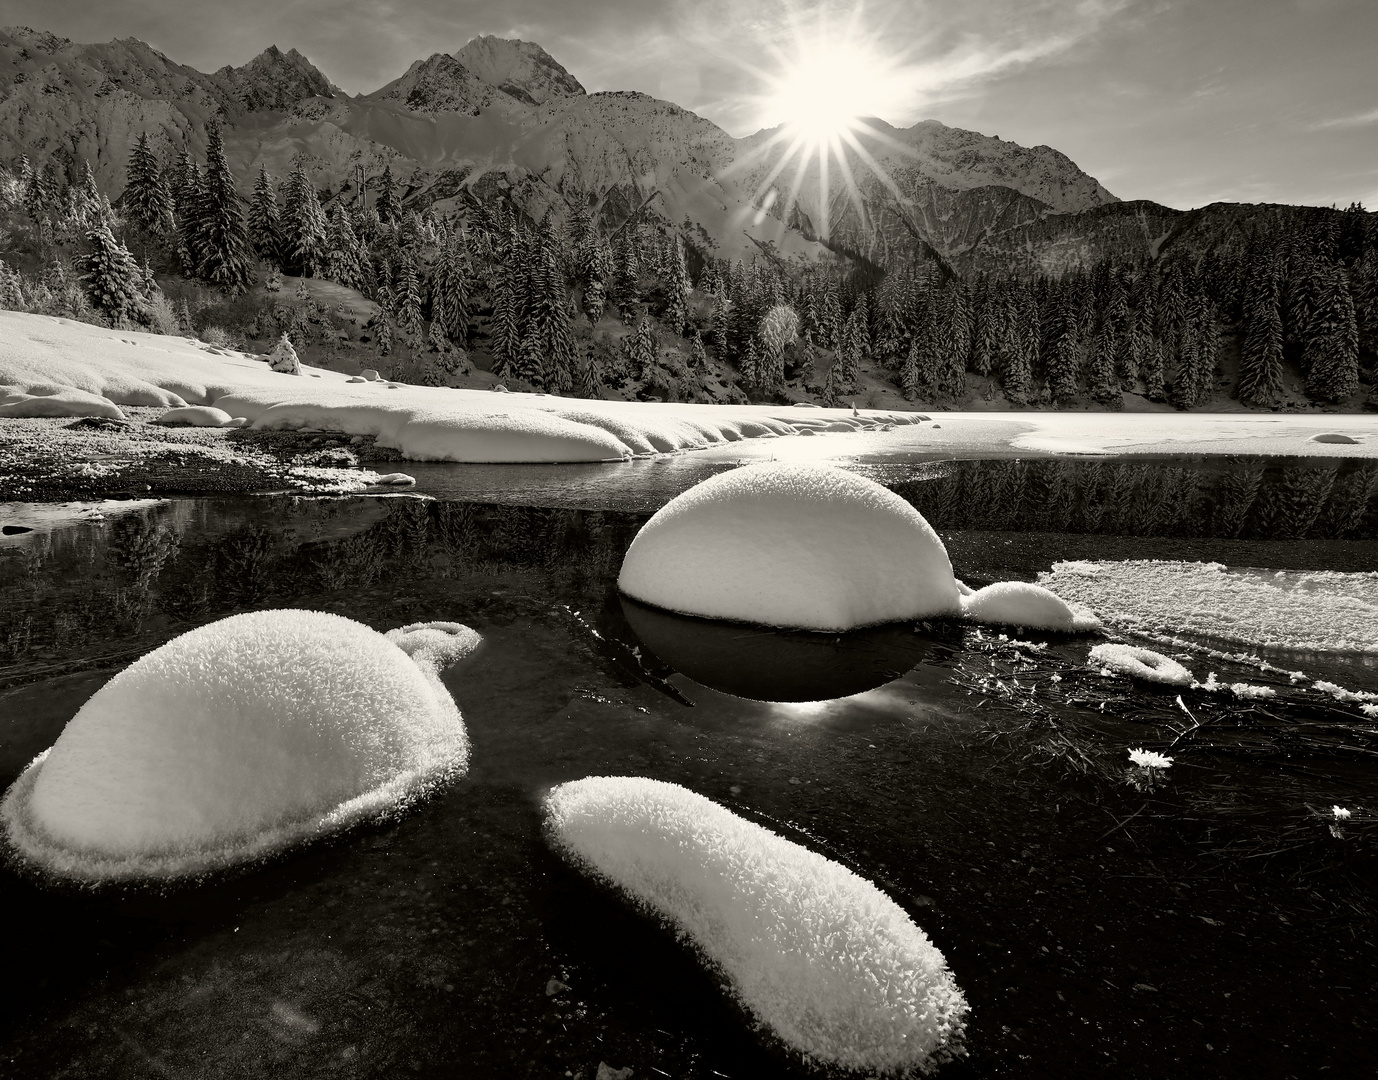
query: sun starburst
725 9 924 244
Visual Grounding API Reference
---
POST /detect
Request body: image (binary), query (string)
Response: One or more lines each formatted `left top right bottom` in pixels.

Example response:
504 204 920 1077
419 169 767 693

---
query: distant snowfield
2 312 1374 462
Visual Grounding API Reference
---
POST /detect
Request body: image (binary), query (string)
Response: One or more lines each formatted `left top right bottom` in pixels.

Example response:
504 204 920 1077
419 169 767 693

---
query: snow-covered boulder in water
1088 643 1193 686
961 581 1101 632
545 777 968 1075
0 611 479 882
618 464 962 631
153 405 236 427
267 333 301 375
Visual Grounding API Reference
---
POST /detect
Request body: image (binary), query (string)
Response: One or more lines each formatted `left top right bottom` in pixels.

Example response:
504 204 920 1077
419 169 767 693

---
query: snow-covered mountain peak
217 44 340 111
453 35 585 104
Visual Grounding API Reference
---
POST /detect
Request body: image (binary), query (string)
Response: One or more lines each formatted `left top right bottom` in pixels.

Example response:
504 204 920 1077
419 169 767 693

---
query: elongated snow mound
1039 560 1378 655
961 581 1101 632
618 464 962 631
1088 643 1193 686
545 777 968 1075
0 611 479 882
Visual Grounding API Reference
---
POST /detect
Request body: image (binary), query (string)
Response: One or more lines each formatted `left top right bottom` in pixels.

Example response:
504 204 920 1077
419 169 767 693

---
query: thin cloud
1314 107 1378 129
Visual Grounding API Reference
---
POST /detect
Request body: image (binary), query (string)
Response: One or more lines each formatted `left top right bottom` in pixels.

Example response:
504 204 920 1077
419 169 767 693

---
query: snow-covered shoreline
4 312 1375 473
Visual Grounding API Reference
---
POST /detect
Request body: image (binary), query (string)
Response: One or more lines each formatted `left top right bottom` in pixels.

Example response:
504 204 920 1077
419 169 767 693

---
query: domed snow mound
618 464 961 631
545 777 968 1076
1088 643 1194 686
961 581 1101 632
1 611 479 883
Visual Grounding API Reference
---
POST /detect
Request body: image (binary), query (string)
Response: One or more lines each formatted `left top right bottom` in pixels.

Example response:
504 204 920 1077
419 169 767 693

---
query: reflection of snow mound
545 776 968 1075
1040 560 1378 655
961 581 1101 632
619 464 961 631
1 611 479 882
1088 643 1193 686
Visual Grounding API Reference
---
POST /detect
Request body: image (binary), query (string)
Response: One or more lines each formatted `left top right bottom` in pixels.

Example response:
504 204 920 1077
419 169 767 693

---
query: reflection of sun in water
735 16 919 241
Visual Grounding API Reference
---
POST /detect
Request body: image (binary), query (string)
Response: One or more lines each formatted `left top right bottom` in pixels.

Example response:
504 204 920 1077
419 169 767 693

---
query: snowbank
961 581 1101 632
1 383 126 419
1040 561 1378 655
153 405 238 427
545 776 968 1075
619 463 962 631
1 611 479 882
0 312 921 463
1088 643 1194 686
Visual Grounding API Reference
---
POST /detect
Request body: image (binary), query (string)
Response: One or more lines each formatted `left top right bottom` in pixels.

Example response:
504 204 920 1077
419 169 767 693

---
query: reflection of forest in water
0 497 649 676
3 455 1377 677
895 457 1378 539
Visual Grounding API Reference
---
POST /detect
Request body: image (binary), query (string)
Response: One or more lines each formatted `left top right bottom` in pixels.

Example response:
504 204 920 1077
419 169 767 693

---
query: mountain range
0 24 1353 274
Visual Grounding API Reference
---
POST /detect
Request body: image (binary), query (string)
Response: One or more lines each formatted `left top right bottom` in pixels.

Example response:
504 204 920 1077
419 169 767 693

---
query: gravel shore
0 409 408 502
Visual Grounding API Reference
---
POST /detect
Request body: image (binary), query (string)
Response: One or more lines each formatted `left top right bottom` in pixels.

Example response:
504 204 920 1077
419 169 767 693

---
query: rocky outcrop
369 53 505 116
216 45 339 112
453 36 585 104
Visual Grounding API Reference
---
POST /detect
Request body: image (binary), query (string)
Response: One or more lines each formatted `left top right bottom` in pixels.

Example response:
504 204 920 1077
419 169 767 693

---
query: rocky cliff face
370 53 505 116
453 36 586 104
215 45 339 112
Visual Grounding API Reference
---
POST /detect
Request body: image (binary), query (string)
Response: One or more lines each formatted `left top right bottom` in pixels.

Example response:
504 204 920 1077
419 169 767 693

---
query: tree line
2 129 1374 407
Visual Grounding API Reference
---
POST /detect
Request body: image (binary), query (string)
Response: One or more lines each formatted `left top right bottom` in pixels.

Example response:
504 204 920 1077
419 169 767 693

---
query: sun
763 40 893 144
729 21 919 243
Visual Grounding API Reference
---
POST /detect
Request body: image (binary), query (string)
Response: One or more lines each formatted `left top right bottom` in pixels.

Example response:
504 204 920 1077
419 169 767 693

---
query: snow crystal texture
961 581 1100 632
1 611 479 882
618 464 962 631
1040 561 1378 656
545 777 968 1075
1088 643 1193 686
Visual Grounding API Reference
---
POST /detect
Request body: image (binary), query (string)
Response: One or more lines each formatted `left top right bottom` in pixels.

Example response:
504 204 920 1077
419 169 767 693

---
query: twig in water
1097 803 1149 842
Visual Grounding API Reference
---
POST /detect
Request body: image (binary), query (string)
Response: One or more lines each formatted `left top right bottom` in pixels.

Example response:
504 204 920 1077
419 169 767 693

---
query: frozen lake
1 456 1376 1079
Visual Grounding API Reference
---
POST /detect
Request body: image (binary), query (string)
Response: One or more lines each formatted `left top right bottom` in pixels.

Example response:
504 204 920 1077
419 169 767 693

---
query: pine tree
1305 261 1360 402
664 234 693 337
396 255 424 341
900 338 922 400
757 304 799 392
533 240 575 392
433 235 472 345
625 315 657 380
123 133 174 235
283 164 328 277
325 204 363 288
690 330 708 371
78 222 150 326
1046 291 1081 403
375 164 397 224
1086 317 1119 405
192 123 254 294
1238 255 1285 406
490 259 522 382
711 294 730 355
577 347 602 399
248 165 282 265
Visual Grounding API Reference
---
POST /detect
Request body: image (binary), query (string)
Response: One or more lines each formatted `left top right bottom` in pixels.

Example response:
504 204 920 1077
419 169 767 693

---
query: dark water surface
1 467 1376 1080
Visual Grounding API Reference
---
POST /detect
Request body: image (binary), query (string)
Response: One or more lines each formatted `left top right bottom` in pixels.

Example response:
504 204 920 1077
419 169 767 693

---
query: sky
9 0 1377 210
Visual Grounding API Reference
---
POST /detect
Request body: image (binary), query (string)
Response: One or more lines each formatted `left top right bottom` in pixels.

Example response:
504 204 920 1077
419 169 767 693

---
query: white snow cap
618 464 962 631
1088 643 1193 686
961 581 1101 632
545 776 968 1075
1 611 479 882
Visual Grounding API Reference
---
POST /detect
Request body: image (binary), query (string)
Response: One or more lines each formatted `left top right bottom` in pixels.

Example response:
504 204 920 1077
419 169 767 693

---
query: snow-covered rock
618 464 962 631
545 777 968 1074
961 581 1101 632
1087 643 1193 686
267 333 301 374
153 405 236 427
0 383 125 419
0 611 479 882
